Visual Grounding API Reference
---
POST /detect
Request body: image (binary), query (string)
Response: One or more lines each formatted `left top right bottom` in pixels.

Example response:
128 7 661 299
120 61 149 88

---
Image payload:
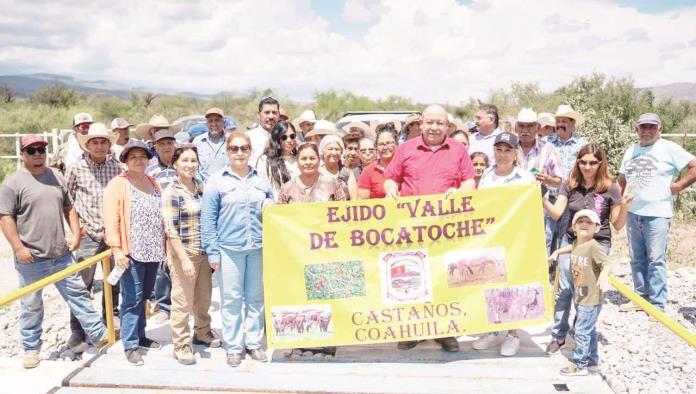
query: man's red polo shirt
358 160 387 198
385 136 474 196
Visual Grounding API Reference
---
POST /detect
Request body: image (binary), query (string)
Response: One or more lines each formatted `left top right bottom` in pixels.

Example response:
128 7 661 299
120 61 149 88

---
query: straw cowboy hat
304 120 343 139
342 121 370 138
135 115 182 141
554 104 585 126
516 108 538 124
370 118 401 137
537 112 555 128
292 110 317 131
403 113 421 129
78 123 118 152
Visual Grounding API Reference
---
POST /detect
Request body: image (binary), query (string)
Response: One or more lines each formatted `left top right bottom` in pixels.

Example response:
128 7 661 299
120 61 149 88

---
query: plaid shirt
161 179 204 255
65 154 123 241
146 159 178 190
519 138 563 179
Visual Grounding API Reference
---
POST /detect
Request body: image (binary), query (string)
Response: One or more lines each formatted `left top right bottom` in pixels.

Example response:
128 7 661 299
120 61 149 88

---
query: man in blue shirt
618 113 696 312
194 107 230 181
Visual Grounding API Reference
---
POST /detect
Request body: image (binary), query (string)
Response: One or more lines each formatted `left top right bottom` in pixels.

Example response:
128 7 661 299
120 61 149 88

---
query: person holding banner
201 132 274 367
542 143 630 354
473 131 536 356
357 127 399 199
384 104 475 352
255 120 300 199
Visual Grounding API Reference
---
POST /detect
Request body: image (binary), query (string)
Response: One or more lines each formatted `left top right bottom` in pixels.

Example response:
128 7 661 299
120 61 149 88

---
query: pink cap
20 134 48 150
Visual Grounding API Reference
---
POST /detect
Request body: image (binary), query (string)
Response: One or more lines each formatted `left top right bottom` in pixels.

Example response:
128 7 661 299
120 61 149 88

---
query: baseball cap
636 113 661 127
73 112 94 126
205 107 224 118
110 118 132 130
493 132 519 149
572 209 601 226
153 129 176 142
20 134 49 150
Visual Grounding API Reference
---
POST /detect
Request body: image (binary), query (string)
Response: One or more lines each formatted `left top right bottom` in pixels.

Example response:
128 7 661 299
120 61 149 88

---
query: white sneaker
472 332 500 350
500 335 520 356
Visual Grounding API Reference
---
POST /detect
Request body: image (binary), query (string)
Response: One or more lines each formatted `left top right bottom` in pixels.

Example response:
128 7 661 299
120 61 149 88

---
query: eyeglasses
359 148 377 153
23 146 46 155
377 141 396 148
578 159 600 166
280 134 297 142
227 144 251 154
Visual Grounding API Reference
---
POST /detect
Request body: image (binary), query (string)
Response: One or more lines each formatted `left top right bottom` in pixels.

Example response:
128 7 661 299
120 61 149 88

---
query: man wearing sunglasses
0 134 108 369
247 96 280 166
61 112 95 171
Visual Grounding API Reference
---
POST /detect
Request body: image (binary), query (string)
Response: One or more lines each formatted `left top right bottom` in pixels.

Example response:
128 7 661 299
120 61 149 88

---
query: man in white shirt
248 97 280 166
468 104 503 164
61 112 94 171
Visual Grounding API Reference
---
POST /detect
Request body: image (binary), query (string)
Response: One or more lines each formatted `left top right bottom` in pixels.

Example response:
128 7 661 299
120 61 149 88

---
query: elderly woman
103 140 165 366
162 145 219 366
543 143 630 354
357 127 398 199
201 132 273 368
255 120 299 199
472 132 535 357
319 135 358 200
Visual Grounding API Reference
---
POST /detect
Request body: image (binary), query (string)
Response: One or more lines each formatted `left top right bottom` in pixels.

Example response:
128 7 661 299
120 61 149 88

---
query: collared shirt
478 165 536 188
385 136 475 197
518 138 563 179
546 133 588 179
146 158 178 191
193 132 229 181
358 159 387 198
162 179 204 255
468 127 503 164
63 133 84 170
247 125 271 167
65 153 122 241
278 173 348 204
200 166 273 263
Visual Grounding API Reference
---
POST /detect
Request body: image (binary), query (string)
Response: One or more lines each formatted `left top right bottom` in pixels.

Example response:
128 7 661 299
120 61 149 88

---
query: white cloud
0 0 694 105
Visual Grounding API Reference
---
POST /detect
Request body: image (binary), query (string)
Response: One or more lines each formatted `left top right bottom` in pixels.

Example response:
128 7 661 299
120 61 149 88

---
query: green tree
29 83 80 108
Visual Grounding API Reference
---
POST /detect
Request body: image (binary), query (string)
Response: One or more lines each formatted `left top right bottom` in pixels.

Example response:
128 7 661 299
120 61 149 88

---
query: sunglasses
280 134 297 142
77 123 90 131
23 146 46 155
227 144 251 154
578 159 600 166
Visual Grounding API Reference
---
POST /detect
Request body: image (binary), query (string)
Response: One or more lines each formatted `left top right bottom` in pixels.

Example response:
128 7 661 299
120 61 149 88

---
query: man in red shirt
384 104 475 352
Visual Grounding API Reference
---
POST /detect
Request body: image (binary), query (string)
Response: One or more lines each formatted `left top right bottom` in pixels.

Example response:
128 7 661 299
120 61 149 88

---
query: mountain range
0 73 694 102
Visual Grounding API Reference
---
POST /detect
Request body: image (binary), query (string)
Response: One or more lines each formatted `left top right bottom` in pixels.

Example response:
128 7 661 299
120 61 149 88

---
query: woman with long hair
357 127 398 199
256 121 299 199
543 143 631 354
162 145 220 365
201 131 274 368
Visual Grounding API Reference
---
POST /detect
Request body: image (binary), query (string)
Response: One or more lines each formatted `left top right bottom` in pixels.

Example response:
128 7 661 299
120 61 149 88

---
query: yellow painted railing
608 274 696 349
0 249 117 347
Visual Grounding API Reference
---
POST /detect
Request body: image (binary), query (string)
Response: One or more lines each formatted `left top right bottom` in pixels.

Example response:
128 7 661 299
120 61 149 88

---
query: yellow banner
263 184 551 347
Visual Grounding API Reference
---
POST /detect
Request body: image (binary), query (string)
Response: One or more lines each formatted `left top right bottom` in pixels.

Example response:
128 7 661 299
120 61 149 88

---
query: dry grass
612 219 695 269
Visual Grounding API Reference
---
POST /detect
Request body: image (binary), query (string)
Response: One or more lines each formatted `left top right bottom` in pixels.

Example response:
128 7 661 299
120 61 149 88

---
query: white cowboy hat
304 119 343 139
342 121 370 137
554 104 585 126
537 112 555 128
516 108 538 124
78 123 118 152
135 115 182 141
292 110 317 132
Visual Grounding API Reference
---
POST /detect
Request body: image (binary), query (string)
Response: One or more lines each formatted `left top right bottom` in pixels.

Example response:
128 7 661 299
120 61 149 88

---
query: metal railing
0 250 117 347
0 129 72 169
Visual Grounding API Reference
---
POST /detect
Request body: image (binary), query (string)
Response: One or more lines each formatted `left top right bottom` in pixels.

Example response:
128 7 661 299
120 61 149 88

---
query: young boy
549 209 612 376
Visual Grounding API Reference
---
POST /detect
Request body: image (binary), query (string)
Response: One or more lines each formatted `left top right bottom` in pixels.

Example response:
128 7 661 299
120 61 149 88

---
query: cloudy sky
0 0 694 103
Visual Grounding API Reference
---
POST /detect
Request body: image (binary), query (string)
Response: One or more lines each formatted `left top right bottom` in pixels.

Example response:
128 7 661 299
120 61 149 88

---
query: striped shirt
161 179 204 255
65 154 122 241
146 159 178 191
518 138 563 179
547 133 588 196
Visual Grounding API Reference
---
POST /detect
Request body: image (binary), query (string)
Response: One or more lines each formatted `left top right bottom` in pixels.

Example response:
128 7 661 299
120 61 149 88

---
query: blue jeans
551 236 610 340
626 213 670 310
16 252 106 351
153 261 171 314
572 304 601 368
120 257 158 350
70 235 120 336
217 248 264 353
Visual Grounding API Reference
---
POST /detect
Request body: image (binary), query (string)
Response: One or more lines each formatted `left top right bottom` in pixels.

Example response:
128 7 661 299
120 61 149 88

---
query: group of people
2 96 694 377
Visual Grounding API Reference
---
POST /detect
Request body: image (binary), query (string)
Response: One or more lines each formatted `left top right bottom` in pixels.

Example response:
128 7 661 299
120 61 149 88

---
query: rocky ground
0 224 694 393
